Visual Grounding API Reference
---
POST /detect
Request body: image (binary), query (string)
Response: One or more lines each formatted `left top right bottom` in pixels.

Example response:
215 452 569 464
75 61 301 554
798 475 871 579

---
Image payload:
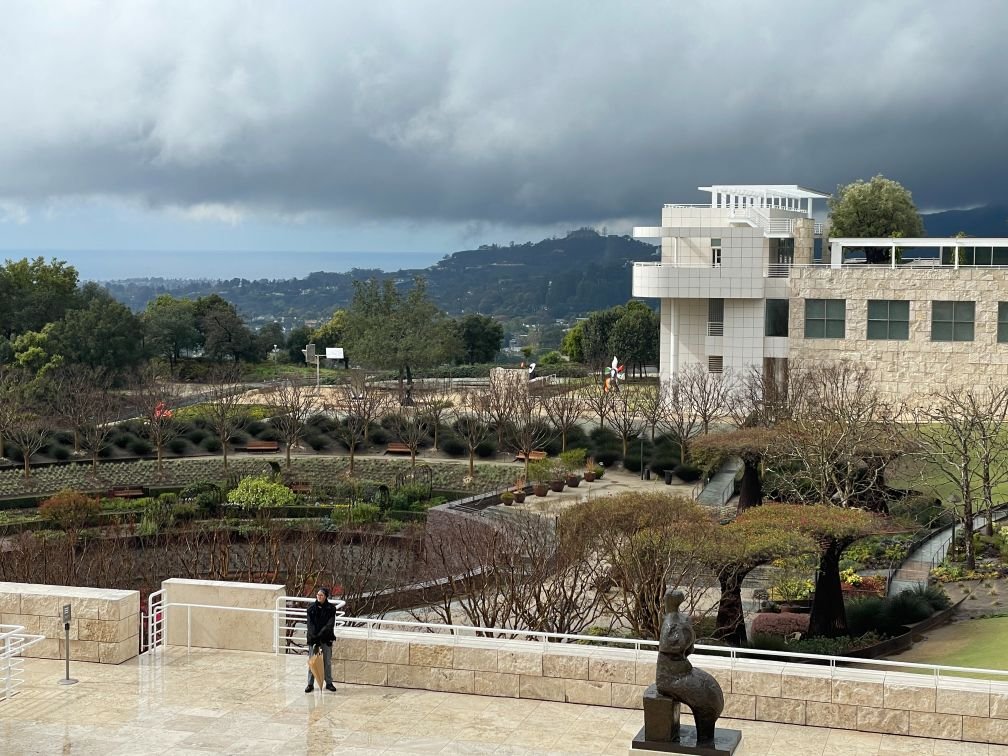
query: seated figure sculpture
643 588 725 748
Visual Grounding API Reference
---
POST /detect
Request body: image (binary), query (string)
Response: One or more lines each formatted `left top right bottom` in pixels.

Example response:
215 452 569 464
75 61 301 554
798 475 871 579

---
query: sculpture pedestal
630 724 742 755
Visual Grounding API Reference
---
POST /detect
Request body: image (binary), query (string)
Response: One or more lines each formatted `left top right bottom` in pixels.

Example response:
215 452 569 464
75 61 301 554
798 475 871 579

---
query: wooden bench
108 486 145 499
385 442 412 455
288 482 312 495
244 440 280 453
514 450 547 463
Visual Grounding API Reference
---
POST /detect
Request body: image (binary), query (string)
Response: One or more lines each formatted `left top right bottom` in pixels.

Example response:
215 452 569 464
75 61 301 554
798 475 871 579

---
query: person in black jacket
305 587 338 692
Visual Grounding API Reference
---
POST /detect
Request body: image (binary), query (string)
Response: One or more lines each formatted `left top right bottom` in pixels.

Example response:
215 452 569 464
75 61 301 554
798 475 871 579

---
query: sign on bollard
57 603 78 686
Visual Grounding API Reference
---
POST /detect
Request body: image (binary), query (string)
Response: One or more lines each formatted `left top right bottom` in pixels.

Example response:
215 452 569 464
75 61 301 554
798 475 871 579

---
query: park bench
513 450 547 463
108 486 145 499
288 482 312 495
244 440 280 453
384 442 412 455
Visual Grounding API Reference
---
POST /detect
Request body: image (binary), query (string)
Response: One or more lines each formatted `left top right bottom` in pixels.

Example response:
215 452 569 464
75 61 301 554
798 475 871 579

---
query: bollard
58 604 78 686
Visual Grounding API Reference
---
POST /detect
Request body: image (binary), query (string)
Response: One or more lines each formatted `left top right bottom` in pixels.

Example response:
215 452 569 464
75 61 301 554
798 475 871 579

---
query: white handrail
1 624 45 702
143 598 347 655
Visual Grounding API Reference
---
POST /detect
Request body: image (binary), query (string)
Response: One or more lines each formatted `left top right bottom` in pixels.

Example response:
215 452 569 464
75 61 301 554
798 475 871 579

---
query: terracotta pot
565 475 581 488
549 480 565 492
533 484 549 497
512 491 526 503
583 471 596 483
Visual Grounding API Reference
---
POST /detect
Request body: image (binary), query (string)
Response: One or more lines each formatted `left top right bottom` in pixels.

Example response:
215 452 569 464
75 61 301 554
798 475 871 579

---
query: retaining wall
328 627 1008 746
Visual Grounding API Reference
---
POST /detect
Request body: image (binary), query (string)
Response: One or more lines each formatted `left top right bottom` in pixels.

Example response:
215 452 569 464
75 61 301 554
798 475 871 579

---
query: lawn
891 615 1008 672
886 454 1008 504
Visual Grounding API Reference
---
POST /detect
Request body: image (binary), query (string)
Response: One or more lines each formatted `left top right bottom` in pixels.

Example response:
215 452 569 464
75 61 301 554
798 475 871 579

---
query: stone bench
0 582 140 664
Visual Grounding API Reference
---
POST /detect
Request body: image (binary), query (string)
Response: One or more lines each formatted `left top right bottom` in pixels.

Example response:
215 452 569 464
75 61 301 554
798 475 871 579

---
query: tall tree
0 257 79 340
195 294 256 363
827 175 924 264
609 301 658 378
143 295 200 374
456 314 503 364
50 285 144 369
579 305 624 370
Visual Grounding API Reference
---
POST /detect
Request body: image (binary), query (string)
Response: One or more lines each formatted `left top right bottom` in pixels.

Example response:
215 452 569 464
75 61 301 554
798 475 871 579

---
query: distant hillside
102 229 659 324
923 205 1008 237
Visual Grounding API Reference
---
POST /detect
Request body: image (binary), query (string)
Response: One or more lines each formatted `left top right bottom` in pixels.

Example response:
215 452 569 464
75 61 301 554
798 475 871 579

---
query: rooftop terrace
5 648 1008 755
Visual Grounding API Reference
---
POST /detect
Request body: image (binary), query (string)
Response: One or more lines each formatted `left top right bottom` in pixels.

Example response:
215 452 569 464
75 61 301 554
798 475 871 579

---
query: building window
711 238 721 268
999 303 1008 343
931 301 974 342
765 299 789 337
804 299 845 339
708 355 723 374
867 300 910 341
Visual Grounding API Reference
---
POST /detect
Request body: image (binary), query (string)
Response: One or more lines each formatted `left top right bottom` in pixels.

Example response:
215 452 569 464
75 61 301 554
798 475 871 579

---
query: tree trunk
468 450 475 477
808 539 847 638
349 447 356 475
286 442 292 469
222 441 229 471
737 457 763 511
714 569 748 645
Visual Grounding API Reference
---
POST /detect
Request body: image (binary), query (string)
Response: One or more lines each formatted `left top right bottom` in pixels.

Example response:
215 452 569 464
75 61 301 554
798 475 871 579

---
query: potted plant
500 490 514 506
583 456 597 483
512 477 527 503
527 460 551 497
548 459 567 492
560 448 586 487
593 463 605 480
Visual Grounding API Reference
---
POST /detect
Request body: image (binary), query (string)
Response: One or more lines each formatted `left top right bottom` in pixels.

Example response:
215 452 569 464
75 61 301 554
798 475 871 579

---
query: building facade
632 185 1008 402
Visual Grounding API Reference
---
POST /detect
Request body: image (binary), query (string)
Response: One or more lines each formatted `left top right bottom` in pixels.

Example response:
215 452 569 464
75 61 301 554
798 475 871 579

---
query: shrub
230 430 250 445
593 448 622 467
166 438 189 454
184 428 209 444
367 425 390 445
193 491 222 516
129 438 153 456
877 590 933 635
171 502 198 522
113 433 134 450
918 584 952 610
889 492 952 529
564 426 590 451
672 463 702 482
245 420 267 435
201 437 222 453
749 633 788 652
750 612 809 638
474 438 497 458
254 426 282 442
649 456 680 476
304 434 330 451
53 430 74 446
438 432 466 456
351 503 382 523
589 426 621 447
157 492 179 506
845 596 884 637
226 476 296 510
307 414 338 434
39 490 100 531
48 444 71 461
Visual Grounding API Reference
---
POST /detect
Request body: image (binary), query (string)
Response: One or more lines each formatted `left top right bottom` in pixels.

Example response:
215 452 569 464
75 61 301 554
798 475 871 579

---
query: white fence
1 624 45 702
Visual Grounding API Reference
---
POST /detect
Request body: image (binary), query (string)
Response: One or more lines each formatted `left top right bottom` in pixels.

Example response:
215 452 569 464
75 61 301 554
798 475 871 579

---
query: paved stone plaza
2 647 1008 755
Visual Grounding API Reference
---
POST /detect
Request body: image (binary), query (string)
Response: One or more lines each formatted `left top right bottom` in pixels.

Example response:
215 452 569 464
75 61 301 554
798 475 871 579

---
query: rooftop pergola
698 184 830 217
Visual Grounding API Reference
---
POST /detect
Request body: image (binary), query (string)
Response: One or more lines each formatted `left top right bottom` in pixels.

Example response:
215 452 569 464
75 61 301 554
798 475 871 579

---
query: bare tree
907 384 1008 569
660 375 701 462
263 379 317 468
678 363 733 436
0 367 32 461
580 378 614 430
77 370 122 471
541 379 586 452
386 405 431 469
202 364 246 470
417 377 454 452
637 382 667 441
326 371 391 475
449 391 494 477
483 370 516 449
48 364 101 454
609 389 646 458
506 385 554 480
8 406 49 480
131 367 183 476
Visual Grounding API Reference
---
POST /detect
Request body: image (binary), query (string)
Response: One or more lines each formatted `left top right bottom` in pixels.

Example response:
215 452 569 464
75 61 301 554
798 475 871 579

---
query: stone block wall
0 581 140 664
789 267 1008 403
330 628 1008 746
162 578 285 653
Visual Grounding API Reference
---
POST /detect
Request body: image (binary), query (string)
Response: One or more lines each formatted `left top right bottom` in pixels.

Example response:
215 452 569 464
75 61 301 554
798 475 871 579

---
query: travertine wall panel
0 582 139 664
790 267 1008 403
162 578 284 653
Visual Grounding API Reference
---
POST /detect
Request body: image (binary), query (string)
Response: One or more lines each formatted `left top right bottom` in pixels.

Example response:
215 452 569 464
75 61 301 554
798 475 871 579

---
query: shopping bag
308 648 325 688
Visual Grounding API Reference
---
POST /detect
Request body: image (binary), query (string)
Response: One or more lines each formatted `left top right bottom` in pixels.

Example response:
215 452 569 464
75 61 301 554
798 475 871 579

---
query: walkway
5 648 1007 755
695 455 742 519
889 508 1008 595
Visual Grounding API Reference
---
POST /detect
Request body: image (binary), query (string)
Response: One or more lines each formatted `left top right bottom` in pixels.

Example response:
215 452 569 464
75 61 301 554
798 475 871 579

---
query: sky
1 1 1007 279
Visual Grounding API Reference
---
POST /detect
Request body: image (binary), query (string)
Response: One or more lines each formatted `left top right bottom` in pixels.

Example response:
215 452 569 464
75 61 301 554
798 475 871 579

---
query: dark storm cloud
1 0 1006 229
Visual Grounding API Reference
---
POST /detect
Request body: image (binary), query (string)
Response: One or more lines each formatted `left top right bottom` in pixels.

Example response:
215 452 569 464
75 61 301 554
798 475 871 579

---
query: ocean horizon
0 249 446 282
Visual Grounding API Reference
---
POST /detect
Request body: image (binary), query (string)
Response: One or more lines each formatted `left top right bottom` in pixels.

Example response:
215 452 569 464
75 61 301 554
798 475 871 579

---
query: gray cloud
1 0 1006 233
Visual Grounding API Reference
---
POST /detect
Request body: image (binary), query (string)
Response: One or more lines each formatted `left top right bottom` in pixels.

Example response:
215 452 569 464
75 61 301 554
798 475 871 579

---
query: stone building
632 184 1008 402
